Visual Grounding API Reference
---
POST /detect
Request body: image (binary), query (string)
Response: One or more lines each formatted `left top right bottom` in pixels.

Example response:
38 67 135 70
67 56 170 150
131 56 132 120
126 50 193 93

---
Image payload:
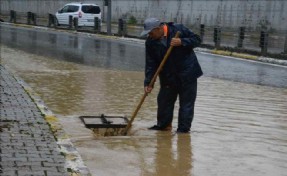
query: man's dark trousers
157 79 197 132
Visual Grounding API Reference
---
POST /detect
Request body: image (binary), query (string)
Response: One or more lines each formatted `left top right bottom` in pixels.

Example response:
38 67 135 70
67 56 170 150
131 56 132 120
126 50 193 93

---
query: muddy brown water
1 45 287 176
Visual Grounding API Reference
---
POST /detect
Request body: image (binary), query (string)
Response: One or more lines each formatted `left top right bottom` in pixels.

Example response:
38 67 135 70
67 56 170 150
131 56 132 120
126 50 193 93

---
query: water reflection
118 43 126 57
65 35 78 49
10 28 17 42
256 66 266 86
48 33 57 44
1 25 146 71
153 134 192 176
105 41 112 68
28 30 37 41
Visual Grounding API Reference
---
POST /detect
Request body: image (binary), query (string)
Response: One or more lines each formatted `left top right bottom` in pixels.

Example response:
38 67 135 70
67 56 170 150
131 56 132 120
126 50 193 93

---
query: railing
192 25 287 58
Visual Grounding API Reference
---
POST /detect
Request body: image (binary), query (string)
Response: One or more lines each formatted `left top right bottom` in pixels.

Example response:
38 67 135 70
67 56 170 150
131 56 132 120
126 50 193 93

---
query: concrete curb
194 48 287 66
2 65 92 176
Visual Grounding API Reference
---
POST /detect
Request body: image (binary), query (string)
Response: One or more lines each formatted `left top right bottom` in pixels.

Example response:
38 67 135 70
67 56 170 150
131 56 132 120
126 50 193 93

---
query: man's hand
170 38 182 46
144 86 153 93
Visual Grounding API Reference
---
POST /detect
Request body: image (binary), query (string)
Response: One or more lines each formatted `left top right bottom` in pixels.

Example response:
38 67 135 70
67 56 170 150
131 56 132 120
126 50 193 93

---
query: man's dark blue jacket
144 22 203 88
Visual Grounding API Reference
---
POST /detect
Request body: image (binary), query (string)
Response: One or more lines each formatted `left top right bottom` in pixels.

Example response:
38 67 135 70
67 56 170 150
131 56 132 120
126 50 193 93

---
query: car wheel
55 18 60 26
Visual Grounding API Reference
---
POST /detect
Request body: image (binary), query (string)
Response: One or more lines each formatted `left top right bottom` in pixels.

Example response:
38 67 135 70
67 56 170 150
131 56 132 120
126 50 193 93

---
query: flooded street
1 45 287 176
1 24 287 88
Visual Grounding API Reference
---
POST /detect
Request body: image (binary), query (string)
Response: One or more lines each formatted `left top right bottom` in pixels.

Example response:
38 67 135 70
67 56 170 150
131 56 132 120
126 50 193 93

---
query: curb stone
2 65 92 176
194 48 287 66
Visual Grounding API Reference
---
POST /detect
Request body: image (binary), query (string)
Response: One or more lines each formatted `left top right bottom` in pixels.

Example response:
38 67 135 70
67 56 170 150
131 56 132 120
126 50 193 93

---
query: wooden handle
122 31 181 135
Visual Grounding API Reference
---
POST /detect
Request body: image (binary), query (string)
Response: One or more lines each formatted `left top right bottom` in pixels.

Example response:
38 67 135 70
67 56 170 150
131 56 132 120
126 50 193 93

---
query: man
141 17 203 133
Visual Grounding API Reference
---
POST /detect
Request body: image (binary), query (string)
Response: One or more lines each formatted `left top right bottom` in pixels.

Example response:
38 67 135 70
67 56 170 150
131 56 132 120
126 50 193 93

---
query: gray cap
140 18 161 37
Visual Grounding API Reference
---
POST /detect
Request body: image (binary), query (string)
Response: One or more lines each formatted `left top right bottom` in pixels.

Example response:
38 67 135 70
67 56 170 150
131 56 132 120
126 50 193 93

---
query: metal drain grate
79 114 129 129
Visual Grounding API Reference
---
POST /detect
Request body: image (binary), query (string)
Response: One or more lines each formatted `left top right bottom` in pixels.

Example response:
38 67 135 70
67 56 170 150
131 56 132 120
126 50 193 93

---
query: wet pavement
0 65 68 176
1 14 286 54
1 43 287 176
1 24 287 88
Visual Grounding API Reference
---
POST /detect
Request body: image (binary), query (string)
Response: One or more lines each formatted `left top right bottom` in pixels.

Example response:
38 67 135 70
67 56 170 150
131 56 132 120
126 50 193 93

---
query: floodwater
1 45 287 176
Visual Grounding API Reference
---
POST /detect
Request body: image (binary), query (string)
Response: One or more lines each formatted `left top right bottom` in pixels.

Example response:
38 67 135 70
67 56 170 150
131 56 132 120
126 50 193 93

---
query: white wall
0 0 286 31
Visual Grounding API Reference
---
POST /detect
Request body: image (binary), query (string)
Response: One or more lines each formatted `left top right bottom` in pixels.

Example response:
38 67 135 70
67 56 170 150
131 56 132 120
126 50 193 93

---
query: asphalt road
1 24 287 88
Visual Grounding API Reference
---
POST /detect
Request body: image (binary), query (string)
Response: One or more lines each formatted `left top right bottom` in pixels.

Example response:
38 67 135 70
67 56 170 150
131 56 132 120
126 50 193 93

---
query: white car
55 2 101 27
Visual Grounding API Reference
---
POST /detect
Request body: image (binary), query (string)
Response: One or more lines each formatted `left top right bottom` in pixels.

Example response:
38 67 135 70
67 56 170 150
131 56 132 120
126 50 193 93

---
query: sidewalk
0 65 90 176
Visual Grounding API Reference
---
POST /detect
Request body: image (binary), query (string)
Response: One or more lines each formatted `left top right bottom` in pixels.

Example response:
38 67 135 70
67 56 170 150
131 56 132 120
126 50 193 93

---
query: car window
82 5 101 14
61 6 69 13
67 5 79 13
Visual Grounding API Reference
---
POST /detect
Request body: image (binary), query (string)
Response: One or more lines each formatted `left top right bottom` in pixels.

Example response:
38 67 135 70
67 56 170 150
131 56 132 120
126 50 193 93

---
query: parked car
55 2 101 27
